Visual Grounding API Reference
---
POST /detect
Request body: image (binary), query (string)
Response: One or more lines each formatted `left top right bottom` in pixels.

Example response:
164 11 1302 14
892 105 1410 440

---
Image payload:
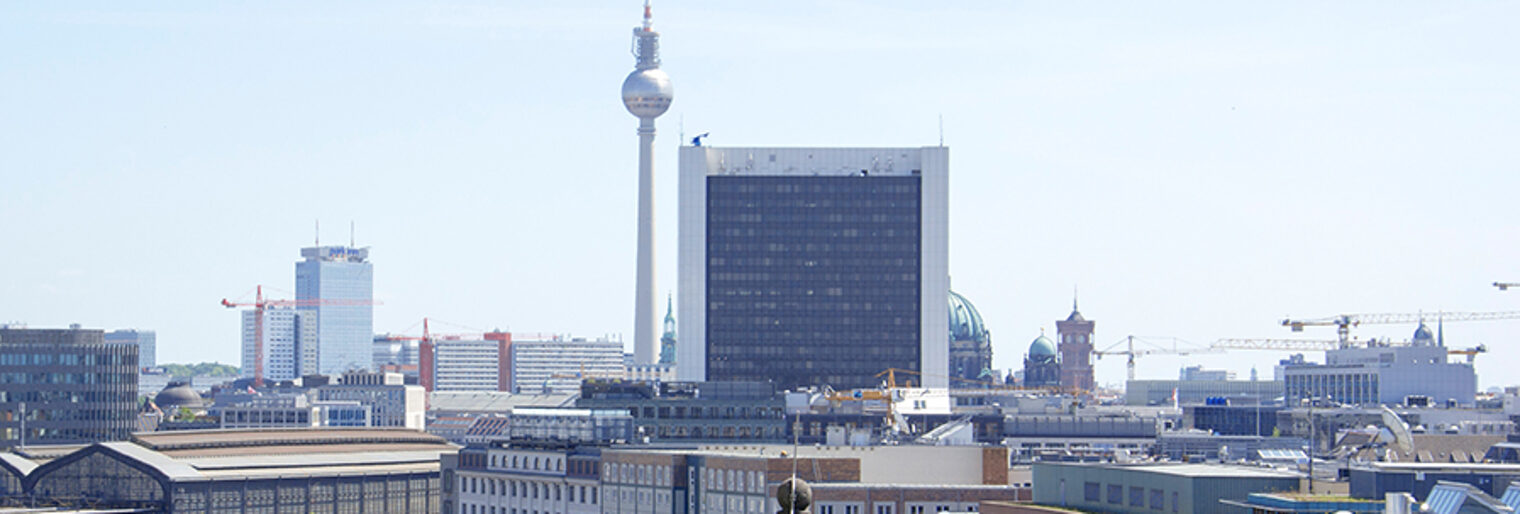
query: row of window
1084 482 1178 512
459 475 595 505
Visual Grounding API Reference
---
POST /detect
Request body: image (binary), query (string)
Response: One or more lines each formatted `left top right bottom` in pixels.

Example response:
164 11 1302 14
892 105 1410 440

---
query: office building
598 445 1021 514
422 335 511 393
1181 365 1235 381
296 245 374 375
317 371 427 429
240 307 315 382
105 329 156 368
677 146 950 389
0 327 138 448
1032 462 1300 514
1126 379 1285 406
9 428 452 512
513 336 624 395
1057 303 1095 393
445 439 605 514
1280 323 1477 406
576 380 787 443
213 393 372 429
375 333 423 376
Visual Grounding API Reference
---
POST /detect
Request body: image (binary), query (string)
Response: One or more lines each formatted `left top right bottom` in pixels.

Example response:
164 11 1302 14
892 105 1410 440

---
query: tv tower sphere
622 68 673 119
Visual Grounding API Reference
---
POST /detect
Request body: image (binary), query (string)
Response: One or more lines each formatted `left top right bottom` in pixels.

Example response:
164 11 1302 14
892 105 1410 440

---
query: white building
512 337 625 395
430 337 509 392
240 307 315 382
677 146 950 389
318 371 427 429
1281 323 1477 406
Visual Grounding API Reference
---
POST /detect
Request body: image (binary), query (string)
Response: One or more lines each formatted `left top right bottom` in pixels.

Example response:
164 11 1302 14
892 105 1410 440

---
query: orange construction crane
221 285 376 386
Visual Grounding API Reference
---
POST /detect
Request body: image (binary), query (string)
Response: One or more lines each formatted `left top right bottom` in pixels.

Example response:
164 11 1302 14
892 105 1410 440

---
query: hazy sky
3 2 1517 389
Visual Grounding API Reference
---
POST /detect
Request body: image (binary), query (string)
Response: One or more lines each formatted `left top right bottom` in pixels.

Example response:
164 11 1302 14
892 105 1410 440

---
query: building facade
576 381 787 443
317 371 427 429
1056 305 1095 393
240 307 315 382
513 337 624 395
296 245 375 375
0 327 138 448
1032 462 1300 514
677 146 950 389
1280 326 1476 406
424 336 512 393
105 329 156 369
9 428 450 512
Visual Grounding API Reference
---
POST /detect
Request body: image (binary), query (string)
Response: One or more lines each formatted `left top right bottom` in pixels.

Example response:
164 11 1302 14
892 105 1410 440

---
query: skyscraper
296 245 374 375
621 1 674 365
677 146 950 389
241 307 315 382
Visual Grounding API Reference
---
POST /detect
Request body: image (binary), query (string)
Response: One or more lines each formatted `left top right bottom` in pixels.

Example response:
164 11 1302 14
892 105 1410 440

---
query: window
1130 486 1144 507
845 506 861 514
876 505 895 514
1084 482 1100 502
1150 489 1164 510
1107 484 1122 505
1172 491 1179 513
909 507 925 514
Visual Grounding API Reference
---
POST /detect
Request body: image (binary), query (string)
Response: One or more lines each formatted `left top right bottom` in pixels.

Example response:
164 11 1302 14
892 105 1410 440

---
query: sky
2 2 1517 389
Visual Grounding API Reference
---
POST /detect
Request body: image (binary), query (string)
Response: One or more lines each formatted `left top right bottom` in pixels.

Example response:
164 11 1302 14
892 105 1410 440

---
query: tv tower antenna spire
622 1 674 365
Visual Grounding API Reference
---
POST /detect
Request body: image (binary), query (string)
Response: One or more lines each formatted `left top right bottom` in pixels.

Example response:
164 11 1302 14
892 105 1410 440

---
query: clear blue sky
2 2 1516 388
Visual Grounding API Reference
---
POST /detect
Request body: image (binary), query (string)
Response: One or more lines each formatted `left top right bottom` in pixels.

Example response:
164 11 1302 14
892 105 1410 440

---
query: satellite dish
1380 406 1416 455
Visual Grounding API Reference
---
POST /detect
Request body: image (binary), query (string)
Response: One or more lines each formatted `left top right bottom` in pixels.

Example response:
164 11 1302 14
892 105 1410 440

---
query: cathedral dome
1029 334 1057 358
948 290 989 343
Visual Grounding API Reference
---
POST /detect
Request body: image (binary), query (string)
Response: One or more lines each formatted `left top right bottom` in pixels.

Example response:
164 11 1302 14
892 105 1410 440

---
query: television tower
622 1 673 364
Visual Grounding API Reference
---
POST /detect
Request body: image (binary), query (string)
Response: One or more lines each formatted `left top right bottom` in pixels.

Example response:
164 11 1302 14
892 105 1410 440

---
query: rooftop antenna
350 221 355 247
938 114 944 147
1073 284 1080 312
315 220 320 246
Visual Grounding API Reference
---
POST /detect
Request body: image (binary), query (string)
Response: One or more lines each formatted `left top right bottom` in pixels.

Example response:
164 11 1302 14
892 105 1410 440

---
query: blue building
676 147 950 390
296 245 374 375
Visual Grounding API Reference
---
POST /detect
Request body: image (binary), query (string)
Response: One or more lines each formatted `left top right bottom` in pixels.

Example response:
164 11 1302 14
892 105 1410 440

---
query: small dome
948 290 989 344
154 381 203 409
1412 322 1435 345
1029 334 1057 357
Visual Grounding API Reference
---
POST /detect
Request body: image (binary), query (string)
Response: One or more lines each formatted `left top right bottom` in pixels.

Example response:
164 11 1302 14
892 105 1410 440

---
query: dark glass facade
0 328 138 447
705 175 921 390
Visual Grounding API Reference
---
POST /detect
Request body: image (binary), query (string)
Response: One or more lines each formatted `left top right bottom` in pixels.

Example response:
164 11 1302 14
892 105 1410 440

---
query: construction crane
1282 311 1520 345
1094 335 1219 381
1212 338 1339 351
1496 282 1520 291
221 285 376 387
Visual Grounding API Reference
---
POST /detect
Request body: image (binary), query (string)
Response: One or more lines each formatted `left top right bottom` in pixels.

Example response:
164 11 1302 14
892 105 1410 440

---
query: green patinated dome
1029 334 1057 357
948 290 989 344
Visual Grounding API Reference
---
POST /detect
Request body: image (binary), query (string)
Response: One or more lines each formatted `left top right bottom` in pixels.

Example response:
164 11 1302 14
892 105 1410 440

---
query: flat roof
1041 461 1300 479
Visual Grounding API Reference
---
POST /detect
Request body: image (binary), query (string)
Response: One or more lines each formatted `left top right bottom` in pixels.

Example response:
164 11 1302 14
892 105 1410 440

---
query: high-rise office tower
1057 301 1095 393
296 245 374 375
105 329 156 368
241 307 315 382
621 1 674 365
677 146 950 389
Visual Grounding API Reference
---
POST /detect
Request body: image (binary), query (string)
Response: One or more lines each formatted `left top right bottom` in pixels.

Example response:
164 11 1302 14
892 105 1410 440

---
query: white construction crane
1094 335 1219 381
1281 311 1520 345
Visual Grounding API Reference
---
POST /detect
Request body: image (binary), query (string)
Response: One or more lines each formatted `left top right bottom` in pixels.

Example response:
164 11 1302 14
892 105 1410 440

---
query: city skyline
2 2 1517 388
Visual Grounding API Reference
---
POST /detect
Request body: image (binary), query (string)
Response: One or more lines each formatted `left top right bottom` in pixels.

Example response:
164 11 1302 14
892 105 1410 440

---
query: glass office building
677 147 949 390
0 327 138 448
104 329 155 369
296 246 374 375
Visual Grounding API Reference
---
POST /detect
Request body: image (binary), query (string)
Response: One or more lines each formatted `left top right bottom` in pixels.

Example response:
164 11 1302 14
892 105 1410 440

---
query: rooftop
1041 461 1301 479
